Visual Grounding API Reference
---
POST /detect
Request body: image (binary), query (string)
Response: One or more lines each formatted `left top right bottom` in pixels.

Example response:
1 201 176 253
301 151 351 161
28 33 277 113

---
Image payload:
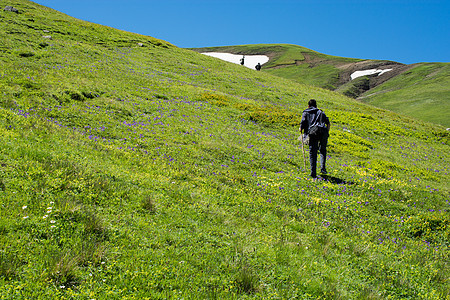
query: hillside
358 63 450 127
192 44 450 127
1 1 449 299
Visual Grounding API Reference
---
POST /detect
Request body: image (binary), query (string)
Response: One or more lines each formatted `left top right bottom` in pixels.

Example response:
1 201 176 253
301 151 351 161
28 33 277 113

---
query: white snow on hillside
351 69 392 80
202 52 269 69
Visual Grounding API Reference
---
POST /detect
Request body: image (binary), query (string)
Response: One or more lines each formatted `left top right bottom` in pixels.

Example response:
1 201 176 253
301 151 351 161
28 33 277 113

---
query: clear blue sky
33 0 449 64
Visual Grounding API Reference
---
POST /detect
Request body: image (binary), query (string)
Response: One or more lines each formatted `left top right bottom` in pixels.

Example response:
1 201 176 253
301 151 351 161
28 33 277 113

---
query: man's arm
300 111 307 133
324 113 330 132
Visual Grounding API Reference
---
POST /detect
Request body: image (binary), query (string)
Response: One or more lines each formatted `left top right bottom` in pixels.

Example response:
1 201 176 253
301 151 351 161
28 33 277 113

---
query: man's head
308 99 317 108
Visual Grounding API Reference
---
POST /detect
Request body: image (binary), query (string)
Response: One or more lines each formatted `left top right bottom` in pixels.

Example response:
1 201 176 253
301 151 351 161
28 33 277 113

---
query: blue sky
33 0 449 64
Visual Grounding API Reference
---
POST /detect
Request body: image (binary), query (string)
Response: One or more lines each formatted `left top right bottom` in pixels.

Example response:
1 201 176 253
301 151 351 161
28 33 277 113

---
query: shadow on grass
319 175 355 185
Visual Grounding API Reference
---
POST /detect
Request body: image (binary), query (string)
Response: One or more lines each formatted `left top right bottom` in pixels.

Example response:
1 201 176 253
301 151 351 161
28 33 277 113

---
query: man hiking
299 99 330 178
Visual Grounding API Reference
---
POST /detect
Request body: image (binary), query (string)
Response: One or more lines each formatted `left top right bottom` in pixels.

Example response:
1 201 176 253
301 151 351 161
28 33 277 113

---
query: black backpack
308 110 328 139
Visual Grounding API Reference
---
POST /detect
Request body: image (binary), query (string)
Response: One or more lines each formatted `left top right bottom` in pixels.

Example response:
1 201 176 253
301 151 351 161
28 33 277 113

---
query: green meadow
359 63 450 128
1 1 449 299
192 44 361 91
193 44 450 128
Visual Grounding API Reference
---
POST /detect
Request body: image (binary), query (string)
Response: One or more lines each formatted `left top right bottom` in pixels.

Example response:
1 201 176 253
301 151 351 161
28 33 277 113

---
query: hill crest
191 44 450 127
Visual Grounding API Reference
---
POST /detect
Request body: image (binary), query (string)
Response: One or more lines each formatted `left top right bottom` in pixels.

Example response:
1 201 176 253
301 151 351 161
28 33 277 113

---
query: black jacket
301 107 330 136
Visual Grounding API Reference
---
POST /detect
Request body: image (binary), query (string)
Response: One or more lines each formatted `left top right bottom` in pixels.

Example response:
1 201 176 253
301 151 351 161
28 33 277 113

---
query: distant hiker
4 6 19 13
299 99 330 178
255 63 261 71
240 55 245 66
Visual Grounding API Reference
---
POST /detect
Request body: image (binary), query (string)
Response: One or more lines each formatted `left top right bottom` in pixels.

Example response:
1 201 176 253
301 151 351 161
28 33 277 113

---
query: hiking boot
320 169 327 175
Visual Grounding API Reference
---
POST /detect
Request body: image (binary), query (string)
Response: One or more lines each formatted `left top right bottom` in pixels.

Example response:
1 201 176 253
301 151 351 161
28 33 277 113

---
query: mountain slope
1 1 449 299
192 44 450 127
359 63 450 127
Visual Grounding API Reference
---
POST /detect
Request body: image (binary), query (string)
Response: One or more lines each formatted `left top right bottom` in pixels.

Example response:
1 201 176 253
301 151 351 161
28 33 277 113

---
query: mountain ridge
191 44 449 127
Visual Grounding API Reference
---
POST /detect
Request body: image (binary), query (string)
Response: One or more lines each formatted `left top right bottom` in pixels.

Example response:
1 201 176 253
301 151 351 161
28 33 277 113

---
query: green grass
192 44 358 90
191 43 307 67
336 76 371 98
359 63 450 127
192 44 450 128
265 64 341 90
1 1 449 299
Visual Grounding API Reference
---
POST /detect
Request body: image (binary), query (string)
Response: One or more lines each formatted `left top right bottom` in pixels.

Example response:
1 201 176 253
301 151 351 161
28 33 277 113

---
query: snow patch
351 69 392 80
202 52 269 69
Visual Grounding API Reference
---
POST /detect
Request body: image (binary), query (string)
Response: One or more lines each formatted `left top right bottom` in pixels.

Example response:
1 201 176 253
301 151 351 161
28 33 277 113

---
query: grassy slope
193 44 450 128
192 44 361 90
261 44 360 91
359 63 450 128
1 1 449 299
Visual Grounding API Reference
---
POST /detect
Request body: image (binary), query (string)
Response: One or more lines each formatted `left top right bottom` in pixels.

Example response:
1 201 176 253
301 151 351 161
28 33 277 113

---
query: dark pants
308 134 328 177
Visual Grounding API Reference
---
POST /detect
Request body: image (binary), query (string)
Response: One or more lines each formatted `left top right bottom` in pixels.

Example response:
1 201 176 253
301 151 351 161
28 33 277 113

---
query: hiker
299 99 330 178
255 63 261 71
4 6 19 13
240 55 245 66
